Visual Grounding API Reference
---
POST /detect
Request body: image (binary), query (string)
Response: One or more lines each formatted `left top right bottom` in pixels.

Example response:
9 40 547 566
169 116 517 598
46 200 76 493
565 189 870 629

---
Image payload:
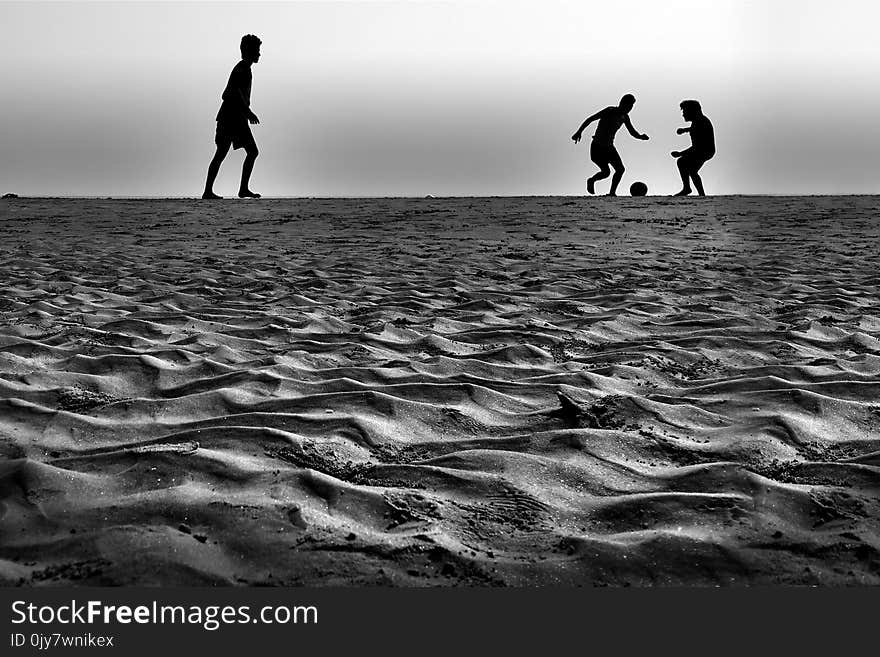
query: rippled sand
1 196 878 585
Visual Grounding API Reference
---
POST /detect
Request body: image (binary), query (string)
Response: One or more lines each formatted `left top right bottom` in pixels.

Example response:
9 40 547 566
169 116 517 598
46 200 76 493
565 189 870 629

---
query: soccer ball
630 181 648 196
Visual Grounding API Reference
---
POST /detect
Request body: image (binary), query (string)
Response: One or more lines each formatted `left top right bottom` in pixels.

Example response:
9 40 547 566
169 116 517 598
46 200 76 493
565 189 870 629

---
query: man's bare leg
608 166 625 196
692 172 705 196
606 149 625 197
238 145 260 198
674 158 692 196
203 142 231 199
587 167 610 195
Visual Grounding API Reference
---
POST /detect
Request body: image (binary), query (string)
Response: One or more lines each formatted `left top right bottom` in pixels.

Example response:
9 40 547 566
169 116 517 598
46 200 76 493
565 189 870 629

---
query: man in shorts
672 100 715 196
571 94 649 196
202 34 262 199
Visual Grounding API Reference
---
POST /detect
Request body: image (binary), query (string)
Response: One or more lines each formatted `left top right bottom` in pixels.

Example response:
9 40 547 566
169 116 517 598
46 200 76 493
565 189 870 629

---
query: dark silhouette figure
672 100 715 196
203 34 262 199
571 94 649 196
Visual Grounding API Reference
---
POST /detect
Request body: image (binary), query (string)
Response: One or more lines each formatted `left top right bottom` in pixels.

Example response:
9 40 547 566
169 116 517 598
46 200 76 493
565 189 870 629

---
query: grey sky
2 0 879 196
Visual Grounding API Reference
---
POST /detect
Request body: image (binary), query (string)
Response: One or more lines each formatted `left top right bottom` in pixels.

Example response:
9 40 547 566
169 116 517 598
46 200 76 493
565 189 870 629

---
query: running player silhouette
571 94 649 196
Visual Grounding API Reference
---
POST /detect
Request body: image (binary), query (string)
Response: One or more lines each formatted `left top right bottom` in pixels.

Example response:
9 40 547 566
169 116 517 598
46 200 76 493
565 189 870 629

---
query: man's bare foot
202 191 222 200
674 188 692 196
587 178 595 195
238 190 261 198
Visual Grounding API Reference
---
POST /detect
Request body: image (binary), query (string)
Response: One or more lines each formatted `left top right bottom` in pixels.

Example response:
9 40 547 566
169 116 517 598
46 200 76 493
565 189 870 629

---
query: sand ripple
0 196 878 585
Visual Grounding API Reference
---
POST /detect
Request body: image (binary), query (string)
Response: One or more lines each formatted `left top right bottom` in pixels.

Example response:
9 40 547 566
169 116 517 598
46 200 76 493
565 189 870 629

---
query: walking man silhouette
672 100 715 196
203 34 262 199
571 94 649 196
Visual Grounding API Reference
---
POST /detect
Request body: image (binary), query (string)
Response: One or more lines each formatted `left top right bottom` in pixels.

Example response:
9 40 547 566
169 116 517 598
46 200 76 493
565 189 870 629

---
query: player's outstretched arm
572 110 603 143
624 116 649 140
235 90 259 124
676 127 690 135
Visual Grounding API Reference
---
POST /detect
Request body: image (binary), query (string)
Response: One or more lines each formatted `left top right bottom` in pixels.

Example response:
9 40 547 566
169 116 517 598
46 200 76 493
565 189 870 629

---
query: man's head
241 34 262 63
680 100 702 121
619 94 636 112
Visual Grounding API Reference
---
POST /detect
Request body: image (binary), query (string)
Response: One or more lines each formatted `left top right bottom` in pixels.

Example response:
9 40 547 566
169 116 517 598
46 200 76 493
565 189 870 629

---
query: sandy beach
0 195 878 585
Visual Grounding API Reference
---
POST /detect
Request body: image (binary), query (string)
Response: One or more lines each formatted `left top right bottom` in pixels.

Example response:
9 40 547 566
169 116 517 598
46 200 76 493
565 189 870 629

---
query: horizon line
3 193 880 201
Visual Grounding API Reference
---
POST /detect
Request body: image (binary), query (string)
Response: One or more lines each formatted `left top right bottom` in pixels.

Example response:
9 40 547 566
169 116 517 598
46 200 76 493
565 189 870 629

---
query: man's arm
624 115 649 140
571 109 604 143
237 88 259 124
672 120 693 155
222 65 259 123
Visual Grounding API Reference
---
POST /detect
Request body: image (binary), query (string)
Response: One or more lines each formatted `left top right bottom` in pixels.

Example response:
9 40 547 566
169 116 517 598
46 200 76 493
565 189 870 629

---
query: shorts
678 151 713 171
590 139 623 169
215 116 256 151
